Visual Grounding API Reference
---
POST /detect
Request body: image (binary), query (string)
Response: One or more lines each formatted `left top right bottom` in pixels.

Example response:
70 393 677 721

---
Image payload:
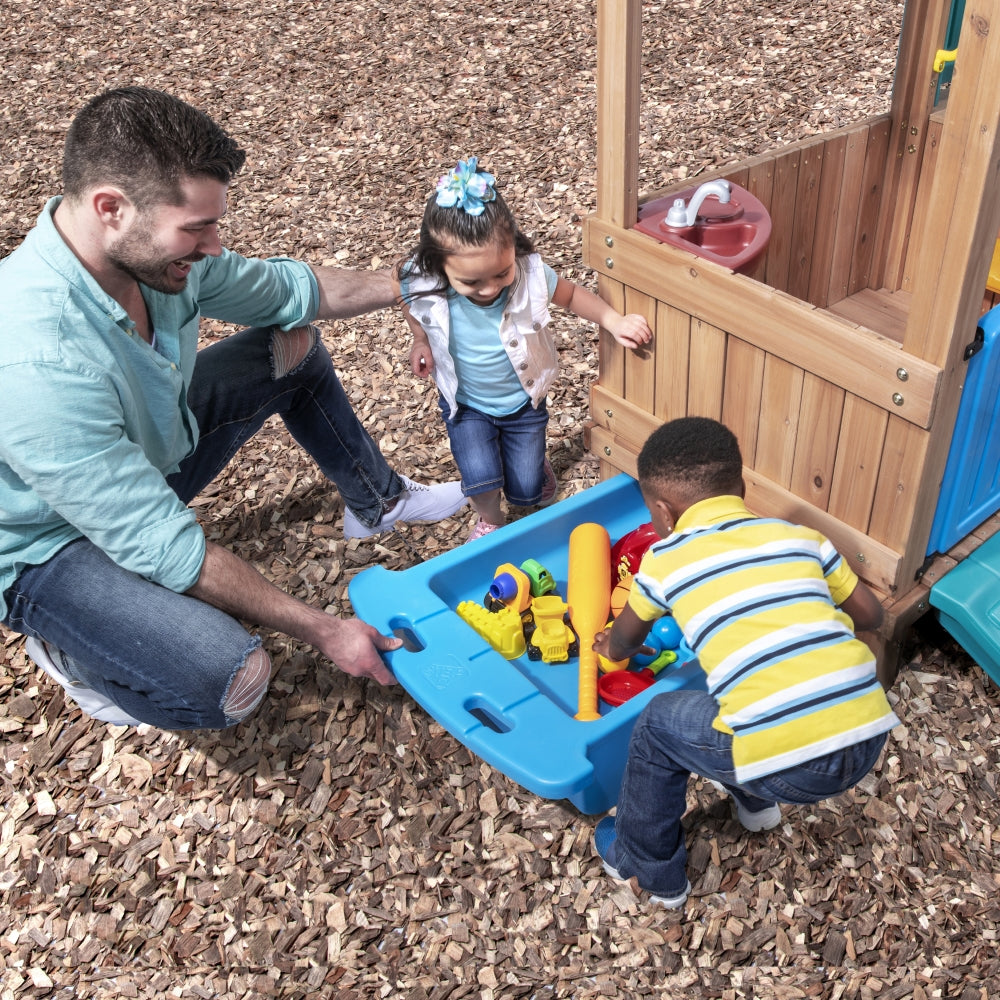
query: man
0 87 467 729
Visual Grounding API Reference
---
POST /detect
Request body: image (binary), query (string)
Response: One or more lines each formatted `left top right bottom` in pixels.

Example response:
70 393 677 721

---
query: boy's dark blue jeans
3 325 404 729
611 688 889 897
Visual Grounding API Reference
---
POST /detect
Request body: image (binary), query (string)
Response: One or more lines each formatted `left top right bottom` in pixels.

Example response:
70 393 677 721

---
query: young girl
399 158 653 542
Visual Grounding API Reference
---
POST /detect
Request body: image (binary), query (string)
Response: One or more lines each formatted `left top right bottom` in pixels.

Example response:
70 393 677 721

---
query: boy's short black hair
637 417 743 495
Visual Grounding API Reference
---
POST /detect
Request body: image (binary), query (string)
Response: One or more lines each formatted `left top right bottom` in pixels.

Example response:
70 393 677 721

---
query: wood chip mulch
5 2 999 998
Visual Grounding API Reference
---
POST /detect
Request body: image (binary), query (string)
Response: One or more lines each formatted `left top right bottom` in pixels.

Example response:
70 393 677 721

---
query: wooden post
595 0 642 227
592 0 644 414
893 0 1000 585
872 0 952 291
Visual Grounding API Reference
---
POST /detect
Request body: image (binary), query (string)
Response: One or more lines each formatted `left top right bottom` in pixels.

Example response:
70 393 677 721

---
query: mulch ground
4 1 999 997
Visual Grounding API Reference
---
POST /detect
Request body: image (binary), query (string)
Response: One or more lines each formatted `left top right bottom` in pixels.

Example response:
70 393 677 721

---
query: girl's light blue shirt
0 198 319 618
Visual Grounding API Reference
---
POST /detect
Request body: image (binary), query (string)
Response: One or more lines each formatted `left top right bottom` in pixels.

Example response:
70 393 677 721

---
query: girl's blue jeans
440 396 549 505
3 325 403 729
612 688 889 897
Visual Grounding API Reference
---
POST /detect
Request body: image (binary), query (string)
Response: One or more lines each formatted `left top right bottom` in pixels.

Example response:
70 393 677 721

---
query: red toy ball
610 522 660 582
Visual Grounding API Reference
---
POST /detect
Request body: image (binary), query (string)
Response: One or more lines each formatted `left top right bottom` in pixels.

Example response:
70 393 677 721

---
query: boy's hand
610 313 653 350
592 624 650 664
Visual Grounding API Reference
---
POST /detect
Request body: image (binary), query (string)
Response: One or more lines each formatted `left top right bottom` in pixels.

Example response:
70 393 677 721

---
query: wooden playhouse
583 0 1000 684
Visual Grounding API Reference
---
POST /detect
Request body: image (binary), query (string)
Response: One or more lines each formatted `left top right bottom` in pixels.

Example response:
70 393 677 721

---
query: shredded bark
7 2 996 998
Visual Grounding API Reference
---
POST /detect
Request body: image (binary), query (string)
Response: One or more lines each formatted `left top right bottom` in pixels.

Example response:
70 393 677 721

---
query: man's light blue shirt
0 198 320 618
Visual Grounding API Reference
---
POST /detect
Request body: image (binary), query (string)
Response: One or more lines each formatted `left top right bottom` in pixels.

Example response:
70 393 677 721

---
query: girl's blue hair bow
435 157 497 216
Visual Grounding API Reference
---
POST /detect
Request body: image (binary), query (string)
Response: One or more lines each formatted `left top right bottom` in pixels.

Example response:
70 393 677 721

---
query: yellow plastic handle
933 48 958 73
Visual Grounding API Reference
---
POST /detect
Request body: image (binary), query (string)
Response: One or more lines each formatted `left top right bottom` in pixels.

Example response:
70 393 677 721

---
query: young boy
593 417 900 909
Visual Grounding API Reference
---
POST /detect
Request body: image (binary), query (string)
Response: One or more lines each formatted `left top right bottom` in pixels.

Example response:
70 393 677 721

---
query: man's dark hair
62 87 246 209
637 417 744 495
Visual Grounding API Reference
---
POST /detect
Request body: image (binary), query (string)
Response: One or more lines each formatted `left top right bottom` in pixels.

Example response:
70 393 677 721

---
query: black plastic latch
964 325 985 361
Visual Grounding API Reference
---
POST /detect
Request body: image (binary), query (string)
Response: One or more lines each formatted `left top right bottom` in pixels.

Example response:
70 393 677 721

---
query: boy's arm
551 276 652 350
838 578 884 633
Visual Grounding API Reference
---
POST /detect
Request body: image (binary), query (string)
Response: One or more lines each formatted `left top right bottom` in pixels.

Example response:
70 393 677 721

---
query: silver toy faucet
664 180 732 227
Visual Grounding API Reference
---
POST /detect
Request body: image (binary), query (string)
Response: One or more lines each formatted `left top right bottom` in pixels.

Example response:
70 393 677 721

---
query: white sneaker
710 780 782 831
343 476 467 539
26 637 142 726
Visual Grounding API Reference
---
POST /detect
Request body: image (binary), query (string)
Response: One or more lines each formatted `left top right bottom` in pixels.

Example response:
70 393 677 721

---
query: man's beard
108 223 201 295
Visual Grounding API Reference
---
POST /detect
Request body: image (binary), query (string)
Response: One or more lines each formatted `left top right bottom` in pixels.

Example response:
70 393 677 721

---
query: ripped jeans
3 326 403 729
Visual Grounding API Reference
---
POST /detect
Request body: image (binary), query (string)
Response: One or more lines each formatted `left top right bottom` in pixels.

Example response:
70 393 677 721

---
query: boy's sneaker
709 780 782 831
593 816 690 909
467 519 502 543
538 458 558 507
343 476 467 539
25 637 142 726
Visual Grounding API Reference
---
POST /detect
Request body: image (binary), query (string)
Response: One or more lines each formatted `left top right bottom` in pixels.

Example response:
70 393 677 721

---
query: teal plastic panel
929 530 1000 687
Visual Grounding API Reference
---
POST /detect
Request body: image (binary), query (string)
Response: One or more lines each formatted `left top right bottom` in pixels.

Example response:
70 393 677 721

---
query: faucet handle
665 197 689 227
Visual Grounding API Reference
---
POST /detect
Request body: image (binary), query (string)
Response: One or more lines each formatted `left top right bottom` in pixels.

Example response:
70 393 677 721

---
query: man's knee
222 646 272 722
271 325 317 379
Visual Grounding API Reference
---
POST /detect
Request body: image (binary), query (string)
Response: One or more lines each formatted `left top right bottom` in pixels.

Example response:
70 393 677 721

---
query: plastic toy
598 650 679 706
598 669 653 706
519 558 556 597
651 615 683 651
487 563 532 614
524 594 578 663
610 575 632 618
456 600 526 659
610 521 659 582
568 522 613 721
630 631 663 667
597 651 629 673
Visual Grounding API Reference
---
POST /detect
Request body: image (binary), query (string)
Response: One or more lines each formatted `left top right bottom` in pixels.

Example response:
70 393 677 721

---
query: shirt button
525 378 534 387
532 322 541 331
509 338 518 348
519 362 528 371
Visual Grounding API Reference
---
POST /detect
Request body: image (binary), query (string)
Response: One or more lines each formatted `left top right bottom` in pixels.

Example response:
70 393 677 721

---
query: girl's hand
409 342 434 377
611 313 654 350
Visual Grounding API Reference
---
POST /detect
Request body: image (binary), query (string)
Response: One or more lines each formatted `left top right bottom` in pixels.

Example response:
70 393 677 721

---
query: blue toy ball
631 633 663 666
651 616 683 650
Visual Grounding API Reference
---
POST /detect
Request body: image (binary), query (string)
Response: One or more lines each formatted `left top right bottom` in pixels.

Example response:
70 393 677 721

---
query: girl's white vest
406 253 559 417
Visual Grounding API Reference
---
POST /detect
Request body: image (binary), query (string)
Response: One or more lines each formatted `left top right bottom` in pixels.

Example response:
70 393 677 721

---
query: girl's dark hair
402 184 535 296
63 87 246 210
637 417 744 496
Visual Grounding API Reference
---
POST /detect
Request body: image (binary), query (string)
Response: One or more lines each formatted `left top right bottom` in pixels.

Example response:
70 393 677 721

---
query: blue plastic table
348 474 706 814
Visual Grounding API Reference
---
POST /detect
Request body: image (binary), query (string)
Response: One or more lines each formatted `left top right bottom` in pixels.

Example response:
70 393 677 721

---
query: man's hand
188 540 401 686
312 615 401 686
